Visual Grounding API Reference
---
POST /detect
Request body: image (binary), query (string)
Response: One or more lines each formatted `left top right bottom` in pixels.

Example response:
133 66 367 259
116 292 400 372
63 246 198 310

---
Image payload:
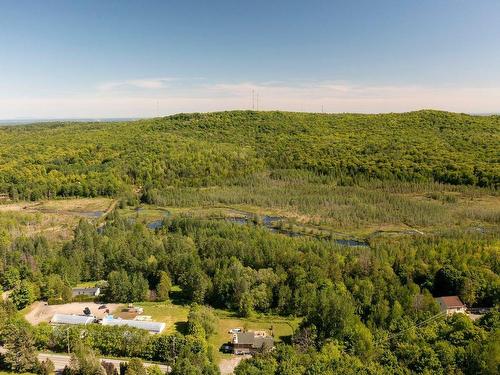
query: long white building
101 316 165 334
50 313 95 325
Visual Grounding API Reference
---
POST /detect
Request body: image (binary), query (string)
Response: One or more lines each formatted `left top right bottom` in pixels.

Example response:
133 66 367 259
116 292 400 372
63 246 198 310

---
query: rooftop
101 316 165 333
437 296 465 308
51 313 94 325
233 331 274 349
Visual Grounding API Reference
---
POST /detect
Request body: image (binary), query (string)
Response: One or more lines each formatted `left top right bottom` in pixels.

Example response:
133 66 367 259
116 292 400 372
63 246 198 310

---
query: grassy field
0 197 114 242
208 310 299 362
1 178 498 244
114 296 299 363
115 179 500 239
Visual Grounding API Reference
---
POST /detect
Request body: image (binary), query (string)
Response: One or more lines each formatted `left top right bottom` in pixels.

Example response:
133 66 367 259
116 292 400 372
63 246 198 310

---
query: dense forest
0 110 499 201
1 211 499 374
0 110 498 374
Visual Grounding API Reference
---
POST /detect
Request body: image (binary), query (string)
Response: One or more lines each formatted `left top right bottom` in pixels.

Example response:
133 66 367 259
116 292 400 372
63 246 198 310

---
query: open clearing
1 186 498 245
0 198 114 242
122 301 299 365
24 302 120 325
112 299 298 367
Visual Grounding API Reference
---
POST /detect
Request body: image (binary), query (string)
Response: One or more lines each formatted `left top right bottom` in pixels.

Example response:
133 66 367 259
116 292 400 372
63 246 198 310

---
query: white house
436 296 466 315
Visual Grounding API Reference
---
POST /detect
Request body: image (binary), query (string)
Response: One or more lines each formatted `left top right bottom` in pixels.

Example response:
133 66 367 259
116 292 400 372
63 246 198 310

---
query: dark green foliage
37 359 55 375
63 344 106 375
0 107 498 375
0 111 498 202
122 359 146 375
187 304 219 338
10 279 38 309
2 320 40 373
155 271 171 301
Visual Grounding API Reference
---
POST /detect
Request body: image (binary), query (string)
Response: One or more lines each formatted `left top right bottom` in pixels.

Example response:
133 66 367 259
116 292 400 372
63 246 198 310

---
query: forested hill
0 110 498 200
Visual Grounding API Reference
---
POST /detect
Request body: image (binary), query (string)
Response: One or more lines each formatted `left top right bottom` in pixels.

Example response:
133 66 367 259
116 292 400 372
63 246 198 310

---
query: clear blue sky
1 0 499 118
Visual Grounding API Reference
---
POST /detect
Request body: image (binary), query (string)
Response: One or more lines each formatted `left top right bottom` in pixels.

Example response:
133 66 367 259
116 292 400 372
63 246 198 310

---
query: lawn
209 310 300 363
124 297 300 364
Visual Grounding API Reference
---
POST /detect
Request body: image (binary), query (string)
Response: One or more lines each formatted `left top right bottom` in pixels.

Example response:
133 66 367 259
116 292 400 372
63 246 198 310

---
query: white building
71 287 101 297
101 316 165 334
436 296 466 315
51 313 95 325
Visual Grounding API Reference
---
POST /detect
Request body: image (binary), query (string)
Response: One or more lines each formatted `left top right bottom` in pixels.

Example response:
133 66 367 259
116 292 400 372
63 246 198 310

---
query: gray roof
234 332 255 345
72 287 100 296
233 332 274 349
101 317 165 333
253 336 274 349
51 313 94 325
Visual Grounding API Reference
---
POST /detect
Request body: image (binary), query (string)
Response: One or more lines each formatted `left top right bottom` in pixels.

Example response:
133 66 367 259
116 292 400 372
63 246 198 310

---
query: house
101 316 165 334
72 287 100 297
51 313 95 325
231 331 274 354
436 296 466 315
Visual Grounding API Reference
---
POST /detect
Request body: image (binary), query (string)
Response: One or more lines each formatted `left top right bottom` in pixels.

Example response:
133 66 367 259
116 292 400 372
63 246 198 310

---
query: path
0 347 170 373
219 355 250 374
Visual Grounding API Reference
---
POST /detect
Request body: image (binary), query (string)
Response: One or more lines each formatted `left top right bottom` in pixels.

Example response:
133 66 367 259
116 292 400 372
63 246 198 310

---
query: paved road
0 347 170 373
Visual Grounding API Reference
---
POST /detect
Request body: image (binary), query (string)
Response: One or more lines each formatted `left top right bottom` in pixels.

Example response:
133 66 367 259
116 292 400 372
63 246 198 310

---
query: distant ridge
0 118 140 126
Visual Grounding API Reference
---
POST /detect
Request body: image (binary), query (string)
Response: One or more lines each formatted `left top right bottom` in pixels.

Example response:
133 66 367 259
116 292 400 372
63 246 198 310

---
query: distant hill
0 110 498 200
0 118 138 126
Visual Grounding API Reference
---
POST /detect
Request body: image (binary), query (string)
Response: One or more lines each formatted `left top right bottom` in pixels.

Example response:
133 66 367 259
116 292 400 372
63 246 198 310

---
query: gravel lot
219 355 251 375
24 301 120 325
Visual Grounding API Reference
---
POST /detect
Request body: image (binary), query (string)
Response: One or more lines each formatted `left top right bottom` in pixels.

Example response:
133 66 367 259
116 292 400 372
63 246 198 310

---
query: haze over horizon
1 0 500 118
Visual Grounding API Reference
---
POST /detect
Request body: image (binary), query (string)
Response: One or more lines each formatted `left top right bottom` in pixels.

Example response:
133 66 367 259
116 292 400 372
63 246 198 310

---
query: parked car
228 328 242 334
98 305 107 310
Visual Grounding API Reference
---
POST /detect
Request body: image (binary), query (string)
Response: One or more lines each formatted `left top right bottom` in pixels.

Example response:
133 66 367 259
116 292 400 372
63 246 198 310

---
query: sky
1 0 500 118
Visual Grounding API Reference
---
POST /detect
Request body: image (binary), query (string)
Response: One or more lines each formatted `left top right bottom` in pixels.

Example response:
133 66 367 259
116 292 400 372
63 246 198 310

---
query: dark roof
438 296 465 308
234 332 256 345
233 332 274 349
253 336 274 349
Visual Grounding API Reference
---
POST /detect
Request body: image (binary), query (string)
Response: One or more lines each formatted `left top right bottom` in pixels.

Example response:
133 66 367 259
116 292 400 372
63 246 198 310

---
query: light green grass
209 310 300 362
128 299 300 363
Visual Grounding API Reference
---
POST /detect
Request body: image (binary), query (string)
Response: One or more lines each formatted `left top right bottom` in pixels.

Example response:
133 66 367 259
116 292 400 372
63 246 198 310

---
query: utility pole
256 93 259 111
66 328 70 354
156 100 160 117
252 90 255 110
